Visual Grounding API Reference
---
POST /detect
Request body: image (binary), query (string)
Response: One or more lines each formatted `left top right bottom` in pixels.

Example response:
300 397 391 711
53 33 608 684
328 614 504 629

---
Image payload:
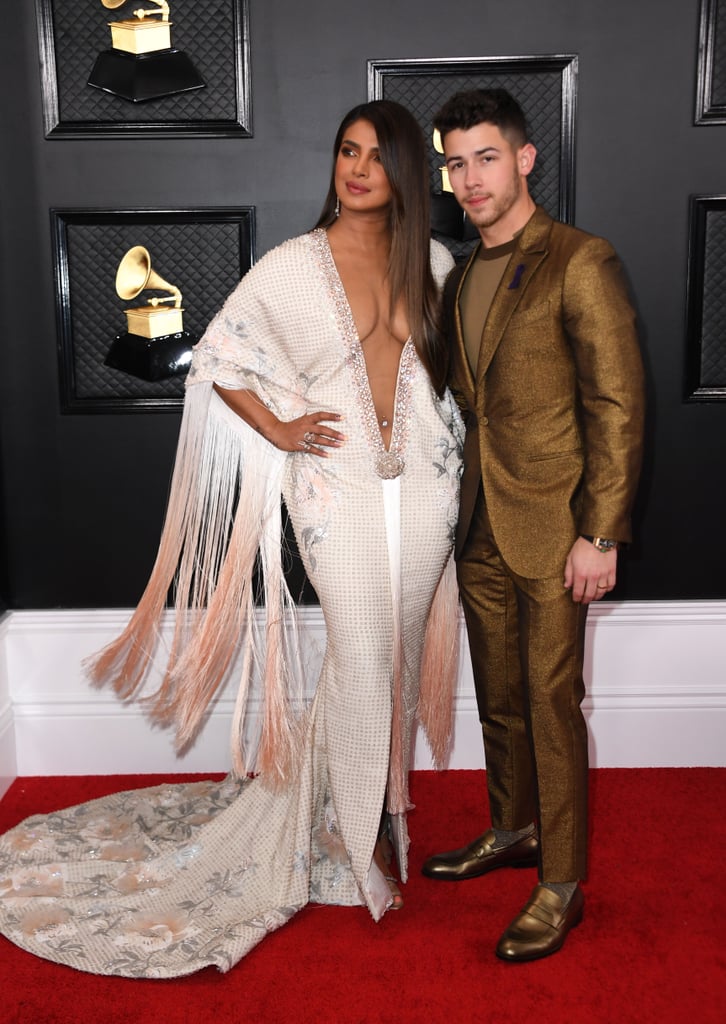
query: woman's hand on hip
269 412 346 457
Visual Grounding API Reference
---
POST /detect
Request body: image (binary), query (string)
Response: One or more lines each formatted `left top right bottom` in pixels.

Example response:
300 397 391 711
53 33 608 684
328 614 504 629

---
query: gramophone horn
115 245 182 307
115 245 152 301
101 1 128 9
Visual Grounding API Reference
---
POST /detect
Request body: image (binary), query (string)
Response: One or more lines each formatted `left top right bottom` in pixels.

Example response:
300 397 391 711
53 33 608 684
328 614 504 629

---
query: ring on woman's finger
303 431 316 443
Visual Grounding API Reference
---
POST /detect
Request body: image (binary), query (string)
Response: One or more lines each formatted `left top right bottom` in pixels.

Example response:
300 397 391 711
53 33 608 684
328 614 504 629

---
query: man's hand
564 536 617 604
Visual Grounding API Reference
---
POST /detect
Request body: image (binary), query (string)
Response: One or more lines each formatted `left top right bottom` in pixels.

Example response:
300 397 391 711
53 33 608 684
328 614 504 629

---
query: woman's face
334 119 393 216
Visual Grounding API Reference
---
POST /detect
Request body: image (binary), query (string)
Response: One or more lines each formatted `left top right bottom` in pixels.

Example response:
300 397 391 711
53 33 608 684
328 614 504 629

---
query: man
422 89 645 962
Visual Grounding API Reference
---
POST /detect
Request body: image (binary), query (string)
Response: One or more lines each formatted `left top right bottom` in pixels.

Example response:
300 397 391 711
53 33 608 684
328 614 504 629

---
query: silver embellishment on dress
174 844 203 868
311 229 415 480
375 451 405 479
299 523 329 572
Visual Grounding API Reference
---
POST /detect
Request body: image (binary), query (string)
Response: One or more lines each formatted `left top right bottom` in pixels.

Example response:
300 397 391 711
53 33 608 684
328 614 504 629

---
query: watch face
594 538 617 552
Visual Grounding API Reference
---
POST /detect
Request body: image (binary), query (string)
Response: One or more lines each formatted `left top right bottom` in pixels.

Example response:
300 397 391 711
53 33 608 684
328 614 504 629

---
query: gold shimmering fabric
449 206 645 575
0 231 463 977
446 206 644 883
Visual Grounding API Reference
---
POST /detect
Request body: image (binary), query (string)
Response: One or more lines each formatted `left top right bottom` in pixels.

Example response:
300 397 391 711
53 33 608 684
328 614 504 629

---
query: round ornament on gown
375 452 405 479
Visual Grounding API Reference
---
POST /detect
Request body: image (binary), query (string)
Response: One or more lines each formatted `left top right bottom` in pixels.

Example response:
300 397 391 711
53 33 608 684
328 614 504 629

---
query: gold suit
445 206 645 881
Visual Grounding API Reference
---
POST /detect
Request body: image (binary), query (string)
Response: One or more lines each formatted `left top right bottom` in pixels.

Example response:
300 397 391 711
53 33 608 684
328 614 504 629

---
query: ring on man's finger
596 584 608 589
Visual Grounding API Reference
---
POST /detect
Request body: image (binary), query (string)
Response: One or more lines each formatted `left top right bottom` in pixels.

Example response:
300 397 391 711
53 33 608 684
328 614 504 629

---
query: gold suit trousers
457 487 589 882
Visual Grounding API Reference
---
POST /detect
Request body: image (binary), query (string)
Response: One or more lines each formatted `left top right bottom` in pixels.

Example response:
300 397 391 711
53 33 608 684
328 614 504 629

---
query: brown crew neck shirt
459 238 517 375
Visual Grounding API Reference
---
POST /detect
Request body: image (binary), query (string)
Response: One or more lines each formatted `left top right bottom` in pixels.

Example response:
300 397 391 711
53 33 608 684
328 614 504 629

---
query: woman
0 101 463 978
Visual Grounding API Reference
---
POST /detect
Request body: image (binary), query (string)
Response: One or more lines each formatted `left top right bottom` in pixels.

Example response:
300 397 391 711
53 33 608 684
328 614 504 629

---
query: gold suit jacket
445 206 645 578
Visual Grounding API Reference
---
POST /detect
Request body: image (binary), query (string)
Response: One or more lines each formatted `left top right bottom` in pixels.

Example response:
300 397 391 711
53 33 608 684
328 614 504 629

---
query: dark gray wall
1 0 725 609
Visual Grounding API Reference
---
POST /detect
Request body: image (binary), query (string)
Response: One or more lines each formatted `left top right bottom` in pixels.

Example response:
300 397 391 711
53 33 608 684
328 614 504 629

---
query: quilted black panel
39 0 249 132
712 0 726 107
700 208 726 386
374 61 574 262
54 210 254 411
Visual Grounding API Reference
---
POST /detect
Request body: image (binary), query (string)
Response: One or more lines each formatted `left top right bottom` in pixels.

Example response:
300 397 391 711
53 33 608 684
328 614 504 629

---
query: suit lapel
475 207 553 383
450 249 479 401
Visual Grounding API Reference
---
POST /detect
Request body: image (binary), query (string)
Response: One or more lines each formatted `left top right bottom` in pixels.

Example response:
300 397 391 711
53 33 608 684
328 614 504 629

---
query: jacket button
480 416 489 426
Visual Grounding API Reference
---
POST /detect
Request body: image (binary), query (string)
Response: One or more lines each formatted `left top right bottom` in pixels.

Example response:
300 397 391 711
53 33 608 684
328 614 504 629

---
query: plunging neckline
312 228 415 479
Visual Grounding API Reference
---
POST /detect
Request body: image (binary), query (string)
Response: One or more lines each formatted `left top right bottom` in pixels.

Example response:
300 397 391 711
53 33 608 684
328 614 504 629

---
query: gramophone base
431 191 479 242
105 331 195 383
88 49 205 103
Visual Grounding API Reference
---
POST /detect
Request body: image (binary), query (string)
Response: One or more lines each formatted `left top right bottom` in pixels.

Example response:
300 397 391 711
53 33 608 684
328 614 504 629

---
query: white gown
0 230 463 977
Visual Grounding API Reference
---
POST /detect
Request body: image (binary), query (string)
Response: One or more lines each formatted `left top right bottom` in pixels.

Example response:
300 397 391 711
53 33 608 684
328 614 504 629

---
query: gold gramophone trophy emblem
104 246 195 382
88 1 205 103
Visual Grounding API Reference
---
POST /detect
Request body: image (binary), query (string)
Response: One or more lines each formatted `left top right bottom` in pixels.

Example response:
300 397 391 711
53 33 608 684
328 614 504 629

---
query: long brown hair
315 100 448 395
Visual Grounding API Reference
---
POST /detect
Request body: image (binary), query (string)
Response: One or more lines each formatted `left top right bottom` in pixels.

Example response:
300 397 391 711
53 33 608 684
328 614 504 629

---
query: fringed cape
87 230 461 801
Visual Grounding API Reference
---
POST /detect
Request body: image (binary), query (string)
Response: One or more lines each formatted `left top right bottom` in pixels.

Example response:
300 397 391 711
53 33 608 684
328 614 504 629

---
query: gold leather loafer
496 884 584 962
421 829 539 881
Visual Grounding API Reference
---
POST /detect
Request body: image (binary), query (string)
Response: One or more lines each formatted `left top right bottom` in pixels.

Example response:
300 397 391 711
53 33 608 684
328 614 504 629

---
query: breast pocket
502 299 568 363
509 299 551 325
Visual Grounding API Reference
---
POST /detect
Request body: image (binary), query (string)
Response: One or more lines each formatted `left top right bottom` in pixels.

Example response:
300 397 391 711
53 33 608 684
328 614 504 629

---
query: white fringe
87 385 304 784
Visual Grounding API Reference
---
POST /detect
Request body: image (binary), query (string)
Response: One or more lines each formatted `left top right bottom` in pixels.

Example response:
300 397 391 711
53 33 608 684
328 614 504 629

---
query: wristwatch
581 535 619 553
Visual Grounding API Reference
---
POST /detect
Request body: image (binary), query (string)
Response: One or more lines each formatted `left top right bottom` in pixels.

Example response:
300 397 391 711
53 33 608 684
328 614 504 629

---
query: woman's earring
335 197 340 217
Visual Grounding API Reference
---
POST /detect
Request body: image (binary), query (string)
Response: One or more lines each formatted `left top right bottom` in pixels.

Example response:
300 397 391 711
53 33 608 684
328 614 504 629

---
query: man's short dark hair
433 88 529 148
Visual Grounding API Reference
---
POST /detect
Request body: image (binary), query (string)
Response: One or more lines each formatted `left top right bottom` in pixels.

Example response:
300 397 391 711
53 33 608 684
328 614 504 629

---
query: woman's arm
213 384 346 457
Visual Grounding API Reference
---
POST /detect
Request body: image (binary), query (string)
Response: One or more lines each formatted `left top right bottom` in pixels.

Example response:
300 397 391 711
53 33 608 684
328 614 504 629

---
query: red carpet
0 768 722 1023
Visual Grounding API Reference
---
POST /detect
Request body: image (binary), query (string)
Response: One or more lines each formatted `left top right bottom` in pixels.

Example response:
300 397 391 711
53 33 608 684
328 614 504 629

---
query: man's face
442 122 535 236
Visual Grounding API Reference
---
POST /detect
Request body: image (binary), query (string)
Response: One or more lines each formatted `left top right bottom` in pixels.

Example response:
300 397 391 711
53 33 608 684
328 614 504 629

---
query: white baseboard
0 613 16 799
1 602 724 780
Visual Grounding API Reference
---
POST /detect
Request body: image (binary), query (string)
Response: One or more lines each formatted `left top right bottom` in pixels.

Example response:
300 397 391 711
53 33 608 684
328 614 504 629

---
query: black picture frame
368 55 578 258
685 195 726 401
52 207 255 412
695 0 726 124
35 0 251 138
